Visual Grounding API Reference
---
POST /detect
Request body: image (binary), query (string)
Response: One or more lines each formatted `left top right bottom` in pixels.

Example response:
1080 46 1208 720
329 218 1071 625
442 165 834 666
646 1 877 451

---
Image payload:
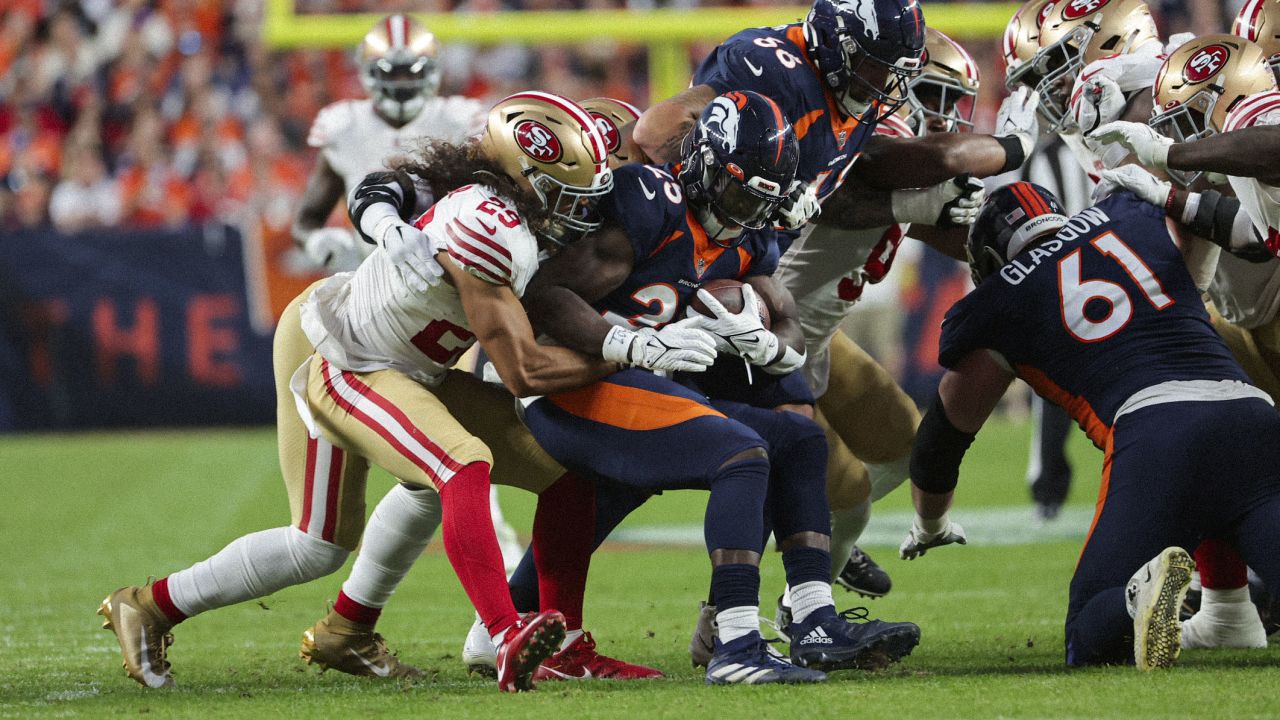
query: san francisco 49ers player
96 92 648 693
1090 35 1280 649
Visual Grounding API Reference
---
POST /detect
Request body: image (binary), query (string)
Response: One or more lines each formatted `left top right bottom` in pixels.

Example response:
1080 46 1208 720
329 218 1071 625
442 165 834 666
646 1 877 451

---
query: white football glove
893 177 985 228
775 180 821 230
1089 121 1173 171
899 514 968 560
372 217 445 295
1093 164 1172 207
1071 74 1125 136
303 227 366 271
601 319 718 373
1164 32 1195 55
994 86 1040 159
684 284 780 366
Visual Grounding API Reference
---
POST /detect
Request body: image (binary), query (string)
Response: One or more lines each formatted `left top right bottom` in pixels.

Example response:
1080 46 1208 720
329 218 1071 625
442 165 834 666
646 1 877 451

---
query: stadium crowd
0 0 1231 233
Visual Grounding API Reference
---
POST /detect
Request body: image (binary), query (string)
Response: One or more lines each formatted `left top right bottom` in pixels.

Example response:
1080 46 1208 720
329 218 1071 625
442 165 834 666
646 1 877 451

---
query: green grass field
2 419 1278 719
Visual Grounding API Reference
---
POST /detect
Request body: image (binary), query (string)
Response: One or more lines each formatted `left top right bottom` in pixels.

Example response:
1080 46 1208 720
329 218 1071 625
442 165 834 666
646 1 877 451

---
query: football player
904 180 1280 669
96 93 687 692
518 91 921 684
1088 34 1280 648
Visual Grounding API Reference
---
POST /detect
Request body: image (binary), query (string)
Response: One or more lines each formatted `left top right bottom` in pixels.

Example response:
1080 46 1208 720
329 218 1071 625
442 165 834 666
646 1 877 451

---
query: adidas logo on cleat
799 626 833 646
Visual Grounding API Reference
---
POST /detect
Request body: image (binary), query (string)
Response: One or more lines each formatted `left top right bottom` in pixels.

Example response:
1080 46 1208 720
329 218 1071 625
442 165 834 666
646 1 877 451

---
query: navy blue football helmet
968 182 1069 284
679 90 800 246
803 0 927 121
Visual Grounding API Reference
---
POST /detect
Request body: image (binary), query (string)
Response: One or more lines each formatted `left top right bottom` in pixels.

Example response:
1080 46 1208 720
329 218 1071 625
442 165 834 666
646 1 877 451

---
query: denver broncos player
906 181 1280 670
96 92 636 693
1089 35 1280 649
520 91 921 684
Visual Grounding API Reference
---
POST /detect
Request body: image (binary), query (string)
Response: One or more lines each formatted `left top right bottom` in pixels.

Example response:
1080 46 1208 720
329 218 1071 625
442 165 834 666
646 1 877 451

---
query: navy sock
710 563 761 611
705 457 769 554
765 415 831 538
783 546 832 589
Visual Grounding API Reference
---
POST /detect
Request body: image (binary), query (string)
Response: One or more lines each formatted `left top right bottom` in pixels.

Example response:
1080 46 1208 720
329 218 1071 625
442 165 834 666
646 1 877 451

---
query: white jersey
299 185 541 386
776 114 913 396
1209 91 1280 329
307 96 485 193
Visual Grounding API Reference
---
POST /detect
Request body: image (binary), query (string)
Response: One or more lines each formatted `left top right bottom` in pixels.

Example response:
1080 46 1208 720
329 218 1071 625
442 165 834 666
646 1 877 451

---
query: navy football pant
1065 398 1280 666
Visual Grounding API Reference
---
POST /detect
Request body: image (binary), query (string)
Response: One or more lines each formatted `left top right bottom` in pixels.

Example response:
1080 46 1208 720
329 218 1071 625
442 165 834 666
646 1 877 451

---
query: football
687 278 771 329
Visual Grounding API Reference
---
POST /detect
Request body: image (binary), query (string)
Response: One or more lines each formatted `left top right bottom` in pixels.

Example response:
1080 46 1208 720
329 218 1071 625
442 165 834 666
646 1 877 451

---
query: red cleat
495 610 566 692
532 631 665 681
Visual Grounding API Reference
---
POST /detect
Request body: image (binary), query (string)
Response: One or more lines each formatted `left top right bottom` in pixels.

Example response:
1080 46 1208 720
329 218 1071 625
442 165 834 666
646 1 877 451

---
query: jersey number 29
1058 231 1173 343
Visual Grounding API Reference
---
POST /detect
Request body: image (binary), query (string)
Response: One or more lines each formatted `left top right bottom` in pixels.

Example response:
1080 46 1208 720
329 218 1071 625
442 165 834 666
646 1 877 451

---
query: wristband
994 134 1028 175
601 325 638 365
1181 192 1201 226
1163 186 1177 217
762 344 805 375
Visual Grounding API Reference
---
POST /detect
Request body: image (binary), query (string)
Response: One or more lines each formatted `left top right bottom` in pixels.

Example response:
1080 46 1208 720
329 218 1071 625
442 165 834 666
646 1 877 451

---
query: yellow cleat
300 608 424 679
97 584 176 688
1127 547 1195 671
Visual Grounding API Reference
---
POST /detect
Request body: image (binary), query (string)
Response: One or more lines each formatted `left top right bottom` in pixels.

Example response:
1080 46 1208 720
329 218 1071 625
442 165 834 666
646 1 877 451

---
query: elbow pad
909 392 977 494
348 170 418 245
1186 190 1272 263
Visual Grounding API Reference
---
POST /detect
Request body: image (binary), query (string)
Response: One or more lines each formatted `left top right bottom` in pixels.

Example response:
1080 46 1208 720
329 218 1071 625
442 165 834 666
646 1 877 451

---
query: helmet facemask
906 75 976 134
1031 24 1093 130
837 39 922 121
524 164 613 248
362 49 442 125
1148 93 1217 187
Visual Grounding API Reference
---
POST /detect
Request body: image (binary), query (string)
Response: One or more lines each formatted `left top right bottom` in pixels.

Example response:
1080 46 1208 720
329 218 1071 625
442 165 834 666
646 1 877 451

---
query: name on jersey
1000 207 1111 285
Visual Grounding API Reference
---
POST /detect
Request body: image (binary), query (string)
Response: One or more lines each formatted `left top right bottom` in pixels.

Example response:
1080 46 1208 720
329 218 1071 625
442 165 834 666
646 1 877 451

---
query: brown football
687 278 771 329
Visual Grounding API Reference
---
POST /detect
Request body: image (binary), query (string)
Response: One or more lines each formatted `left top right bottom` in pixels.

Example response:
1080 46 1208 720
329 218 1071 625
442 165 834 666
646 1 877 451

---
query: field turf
2 418 1278 718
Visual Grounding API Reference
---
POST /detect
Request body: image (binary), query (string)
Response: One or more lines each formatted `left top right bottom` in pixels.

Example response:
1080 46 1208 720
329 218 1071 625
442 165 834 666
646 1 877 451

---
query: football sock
1199 586 1253 612
789 581 835 625
711 563 760 643
715 605 760 644
489 485 523 574
150 578 186 624
339 482 441 615
829 500 871 579
1196 538 1248 590
532 472 595 632
867 455 911 502
333 590 381 626
439 462 519 638
764 415 831 538
164 526 349 619
560 628 584 651
705 457 769 553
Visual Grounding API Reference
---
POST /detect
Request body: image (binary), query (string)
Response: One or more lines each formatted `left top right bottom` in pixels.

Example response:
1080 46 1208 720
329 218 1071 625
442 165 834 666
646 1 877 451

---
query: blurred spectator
48 142 120 232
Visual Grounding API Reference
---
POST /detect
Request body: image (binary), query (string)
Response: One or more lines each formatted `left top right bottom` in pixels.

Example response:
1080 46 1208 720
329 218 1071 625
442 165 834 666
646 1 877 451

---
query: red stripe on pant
299 436 318 533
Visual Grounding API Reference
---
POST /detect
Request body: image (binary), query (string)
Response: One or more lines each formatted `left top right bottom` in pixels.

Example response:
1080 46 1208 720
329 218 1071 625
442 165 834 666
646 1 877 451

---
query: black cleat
835 546 892 598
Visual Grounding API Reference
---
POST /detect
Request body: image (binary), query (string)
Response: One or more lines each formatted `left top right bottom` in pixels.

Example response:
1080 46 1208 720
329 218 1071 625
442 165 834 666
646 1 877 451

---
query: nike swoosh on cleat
120 604 170 688
348 649 393 677
543 666 593 680
744 58 765 76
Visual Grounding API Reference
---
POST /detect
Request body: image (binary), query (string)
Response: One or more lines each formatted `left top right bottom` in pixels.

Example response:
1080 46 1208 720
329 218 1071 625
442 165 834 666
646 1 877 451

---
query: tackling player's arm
447 255 617 398
291 154 347 247
1166 127 1280 186
632 85 719 164
908 224 968 262
522 226 636 353
852 133 1026 191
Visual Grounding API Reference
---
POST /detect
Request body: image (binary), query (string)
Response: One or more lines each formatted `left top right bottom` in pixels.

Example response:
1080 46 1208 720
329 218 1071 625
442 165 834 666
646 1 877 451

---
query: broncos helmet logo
842 0 881 41
702 96 742 154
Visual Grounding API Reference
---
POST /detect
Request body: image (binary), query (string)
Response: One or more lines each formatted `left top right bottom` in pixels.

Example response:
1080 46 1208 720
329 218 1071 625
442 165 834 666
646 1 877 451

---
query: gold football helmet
579 97 643 168
1150 35 1275 186
1031 0 1160 129
906 28 980 134
1004 0 1058 91
358 14 442 125
479 91 614 244
1234 0 1280 84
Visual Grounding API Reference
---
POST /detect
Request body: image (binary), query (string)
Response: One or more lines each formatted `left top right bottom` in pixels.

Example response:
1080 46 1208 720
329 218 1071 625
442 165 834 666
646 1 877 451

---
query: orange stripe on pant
548 380 726 431
1016 364 1111 450
1077 428 1115 570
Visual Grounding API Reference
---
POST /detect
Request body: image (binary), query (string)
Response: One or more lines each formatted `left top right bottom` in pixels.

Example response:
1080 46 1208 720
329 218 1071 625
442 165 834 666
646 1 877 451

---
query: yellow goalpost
263 0 1017 104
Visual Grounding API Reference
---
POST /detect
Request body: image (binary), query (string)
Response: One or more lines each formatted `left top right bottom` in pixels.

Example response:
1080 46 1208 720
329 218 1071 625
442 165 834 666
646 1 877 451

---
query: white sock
715 605 760 643
341 483 441 608
166 526 348 618
559 628 584 651
782 584 793 608
867 455 911 502
790 580 834 624
829 500 871 579
1200 586 1252 616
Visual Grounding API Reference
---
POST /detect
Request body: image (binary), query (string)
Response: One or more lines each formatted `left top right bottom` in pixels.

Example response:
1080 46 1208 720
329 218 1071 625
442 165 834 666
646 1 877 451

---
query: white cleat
689 602 716 669
463 615 498 677
1126 547 1195 671
1181 602 1268 649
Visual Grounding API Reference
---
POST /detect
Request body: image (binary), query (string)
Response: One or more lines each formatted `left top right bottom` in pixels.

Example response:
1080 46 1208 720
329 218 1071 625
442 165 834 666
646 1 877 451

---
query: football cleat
689 602 717 668
705 631 827 685
788 606 921 672
1126 547 1195 670
495 610 566 692
772 594 795 642
532 631 664 681
463 616 498 677
97 584 176 689
300 607 423 678
835 546 893 598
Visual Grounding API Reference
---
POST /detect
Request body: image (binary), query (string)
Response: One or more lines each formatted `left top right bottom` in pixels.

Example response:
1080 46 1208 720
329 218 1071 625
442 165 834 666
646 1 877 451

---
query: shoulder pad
308 101 357 149
1224 91 1280 133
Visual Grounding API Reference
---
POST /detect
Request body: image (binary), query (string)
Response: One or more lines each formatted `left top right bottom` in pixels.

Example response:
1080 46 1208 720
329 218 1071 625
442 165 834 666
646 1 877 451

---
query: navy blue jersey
939 191 1249 447
693 24 877 201
596 163 780 329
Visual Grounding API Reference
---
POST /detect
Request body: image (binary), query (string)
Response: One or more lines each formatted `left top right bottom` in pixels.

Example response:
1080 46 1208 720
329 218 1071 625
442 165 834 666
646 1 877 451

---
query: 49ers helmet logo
1038 1 1056 25
1185 44 1230 83
1062 0 1109 20
589 113 621 153
514 120 562 163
